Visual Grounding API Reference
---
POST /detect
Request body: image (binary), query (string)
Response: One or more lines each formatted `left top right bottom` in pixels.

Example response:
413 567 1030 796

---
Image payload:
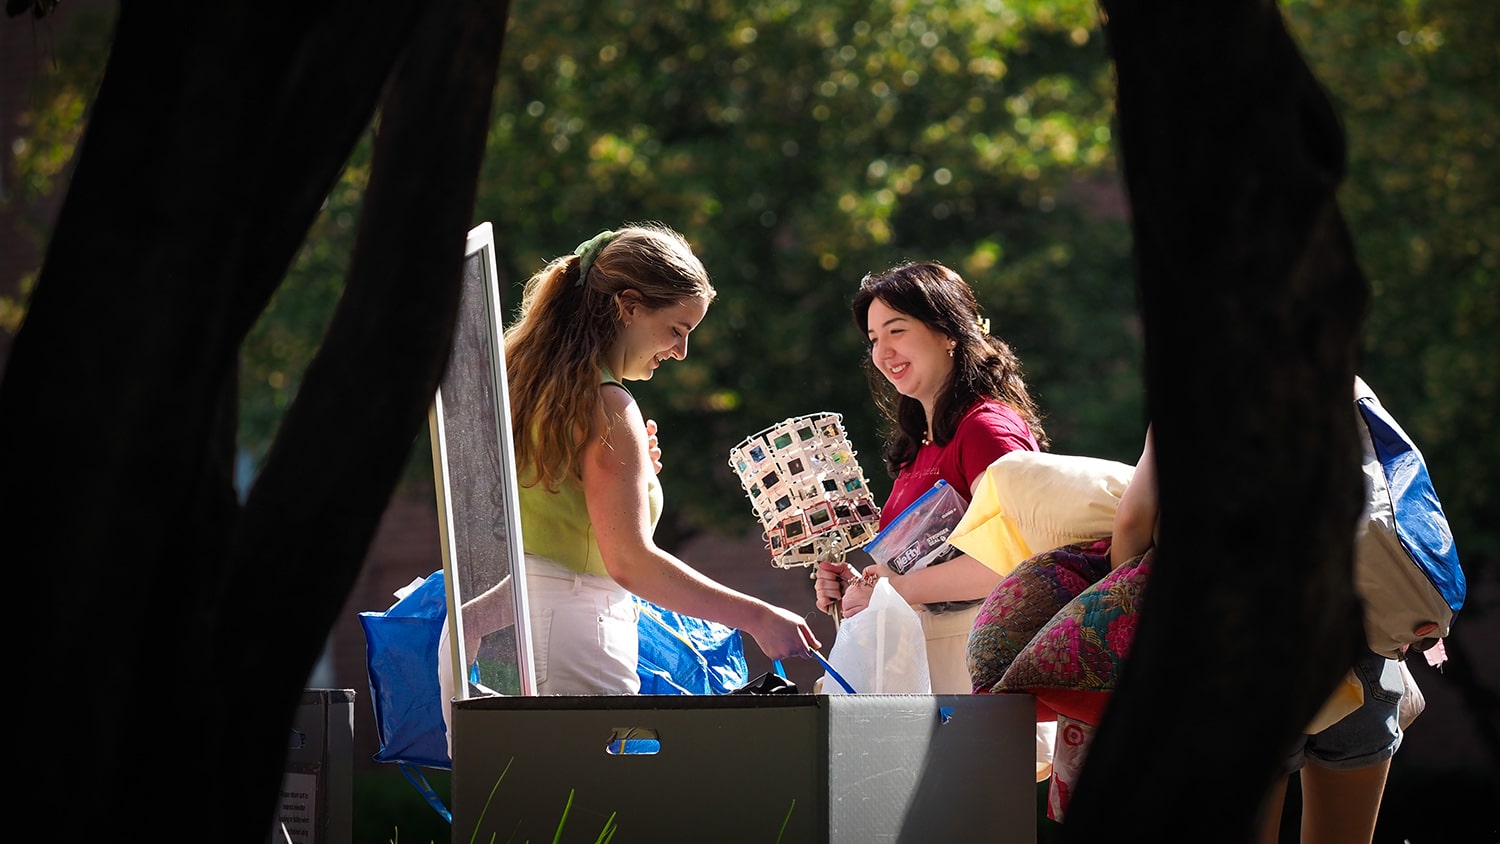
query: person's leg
1295 650 1404 844
1256 774 1290 844
1396 659 1424 730
1298 759 1390 844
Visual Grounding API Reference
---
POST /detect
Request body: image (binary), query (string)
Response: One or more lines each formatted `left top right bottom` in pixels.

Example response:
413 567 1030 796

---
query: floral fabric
998 549 1153 725
967 545 1154 822
965 538 1114 693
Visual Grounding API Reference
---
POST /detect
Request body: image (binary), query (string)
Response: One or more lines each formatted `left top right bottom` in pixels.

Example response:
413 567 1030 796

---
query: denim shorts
1284 648 1405 772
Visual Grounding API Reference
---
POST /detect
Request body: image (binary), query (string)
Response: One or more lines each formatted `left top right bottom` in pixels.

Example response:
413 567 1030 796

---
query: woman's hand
839 574 876 617
645 418 663 475
814 560 855 615
745 603 821 661
816 560 882 618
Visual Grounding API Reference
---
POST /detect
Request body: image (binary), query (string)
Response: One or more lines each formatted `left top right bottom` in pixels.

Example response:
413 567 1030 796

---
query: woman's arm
459 576 515 658
836 445 1012 615
583 385 819 660
1110 425 1158 568
876 553 1002 605
834 410 1027 615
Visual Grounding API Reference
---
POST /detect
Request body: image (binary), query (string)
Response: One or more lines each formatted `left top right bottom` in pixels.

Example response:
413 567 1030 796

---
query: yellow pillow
950 451 1136 575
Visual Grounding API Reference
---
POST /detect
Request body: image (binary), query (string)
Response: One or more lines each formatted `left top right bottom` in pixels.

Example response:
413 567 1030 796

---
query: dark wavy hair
852 261 1048 476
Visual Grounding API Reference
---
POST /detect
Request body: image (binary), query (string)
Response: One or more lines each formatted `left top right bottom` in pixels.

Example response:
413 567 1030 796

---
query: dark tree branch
6 1 509 838
1065 2 1369 840
221 0 510 826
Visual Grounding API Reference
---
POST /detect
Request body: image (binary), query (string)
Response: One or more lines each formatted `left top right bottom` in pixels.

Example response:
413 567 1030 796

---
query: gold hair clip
977 317 990 335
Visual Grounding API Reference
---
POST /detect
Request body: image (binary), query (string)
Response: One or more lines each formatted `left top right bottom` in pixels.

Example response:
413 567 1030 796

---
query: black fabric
729 670 798 695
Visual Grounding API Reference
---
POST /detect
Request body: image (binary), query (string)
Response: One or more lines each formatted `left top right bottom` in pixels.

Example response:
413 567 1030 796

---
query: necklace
921 431 932 446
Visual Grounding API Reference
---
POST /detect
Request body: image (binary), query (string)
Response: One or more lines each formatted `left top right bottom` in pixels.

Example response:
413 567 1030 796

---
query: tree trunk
4 0 508 838
1064 2 1371 840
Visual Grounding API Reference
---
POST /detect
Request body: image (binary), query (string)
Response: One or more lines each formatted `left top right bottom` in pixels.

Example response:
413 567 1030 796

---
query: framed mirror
431 221 536 700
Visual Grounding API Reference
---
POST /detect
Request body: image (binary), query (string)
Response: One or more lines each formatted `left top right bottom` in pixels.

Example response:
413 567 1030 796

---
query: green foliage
8 0 1492 569
1283 0 1500 557
0 8 113 337
236 132 375 467
475 0 1135 538
3 9 111 204
2 0 1136 532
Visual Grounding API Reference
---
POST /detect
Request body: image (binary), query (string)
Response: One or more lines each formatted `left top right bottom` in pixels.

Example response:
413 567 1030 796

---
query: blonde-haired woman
464 223 818 695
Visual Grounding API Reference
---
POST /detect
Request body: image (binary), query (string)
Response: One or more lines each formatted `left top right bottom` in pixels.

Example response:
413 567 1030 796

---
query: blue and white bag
635 598 749 695
1352 377 1466 660
359 570 453 821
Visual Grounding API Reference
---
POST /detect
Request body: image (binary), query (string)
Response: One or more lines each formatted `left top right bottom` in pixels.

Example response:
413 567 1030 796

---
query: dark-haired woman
815 260 1048 695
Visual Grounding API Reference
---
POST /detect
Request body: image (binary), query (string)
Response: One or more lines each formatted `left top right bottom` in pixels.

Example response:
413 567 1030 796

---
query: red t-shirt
879 400 1038 529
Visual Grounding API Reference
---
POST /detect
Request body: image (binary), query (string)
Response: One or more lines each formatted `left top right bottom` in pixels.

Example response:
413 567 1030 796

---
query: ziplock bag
864 479 968 575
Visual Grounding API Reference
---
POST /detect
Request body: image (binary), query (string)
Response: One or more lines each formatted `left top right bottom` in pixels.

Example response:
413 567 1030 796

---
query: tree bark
1065 2 1370 840
4 0 508 838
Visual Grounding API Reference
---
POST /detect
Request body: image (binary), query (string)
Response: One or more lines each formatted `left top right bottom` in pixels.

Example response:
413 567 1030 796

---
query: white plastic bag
822 579 931 694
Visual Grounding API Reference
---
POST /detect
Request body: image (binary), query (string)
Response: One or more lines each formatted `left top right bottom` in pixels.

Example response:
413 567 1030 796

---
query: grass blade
551 788 576 844
776 799 796 843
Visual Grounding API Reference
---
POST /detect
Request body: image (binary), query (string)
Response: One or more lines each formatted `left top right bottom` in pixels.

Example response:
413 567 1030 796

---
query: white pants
915 603 982 694
523 554 641 696
916 602 1056 780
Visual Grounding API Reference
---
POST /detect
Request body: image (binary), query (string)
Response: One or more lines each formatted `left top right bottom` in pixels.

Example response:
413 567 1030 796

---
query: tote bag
1353 377 1466 659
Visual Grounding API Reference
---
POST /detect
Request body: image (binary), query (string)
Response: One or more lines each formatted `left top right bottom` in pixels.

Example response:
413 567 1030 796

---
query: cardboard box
269 689 355 844
451 693 1035 843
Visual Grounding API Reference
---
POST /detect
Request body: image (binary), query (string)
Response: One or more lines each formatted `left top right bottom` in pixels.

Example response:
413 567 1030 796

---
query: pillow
983 545 1367 735
1305 668 1365 735
966 539 1114 694
950 451 1135 576
996 548 1153 725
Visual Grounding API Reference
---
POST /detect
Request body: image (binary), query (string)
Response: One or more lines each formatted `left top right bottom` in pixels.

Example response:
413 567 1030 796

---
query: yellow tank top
516 369 663 576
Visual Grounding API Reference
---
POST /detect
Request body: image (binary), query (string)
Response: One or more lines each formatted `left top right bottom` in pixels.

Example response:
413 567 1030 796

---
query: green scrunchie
574 229 618 288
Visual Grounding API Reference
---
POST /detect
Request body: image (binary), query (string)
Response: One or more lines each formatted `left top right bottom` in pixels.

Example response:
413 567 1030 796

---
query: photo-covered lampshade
728 412 882 568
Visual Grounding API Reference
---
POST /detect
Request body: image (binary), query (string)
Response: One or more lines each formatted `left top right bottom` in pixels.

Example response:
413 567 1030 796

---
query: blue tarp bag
635 598 748 695
359 569 453 821
358 573 749 818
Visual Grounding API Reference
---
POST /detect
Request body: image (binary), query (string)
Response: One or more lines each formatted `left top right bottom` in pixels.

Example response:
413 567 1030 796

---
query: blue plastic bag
359 570 451 769
634 598 748 695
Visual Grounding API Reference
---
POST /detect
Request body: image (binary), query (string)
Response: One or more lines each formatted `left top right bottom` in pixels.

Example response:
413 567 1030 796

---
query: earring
947 346 955 357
